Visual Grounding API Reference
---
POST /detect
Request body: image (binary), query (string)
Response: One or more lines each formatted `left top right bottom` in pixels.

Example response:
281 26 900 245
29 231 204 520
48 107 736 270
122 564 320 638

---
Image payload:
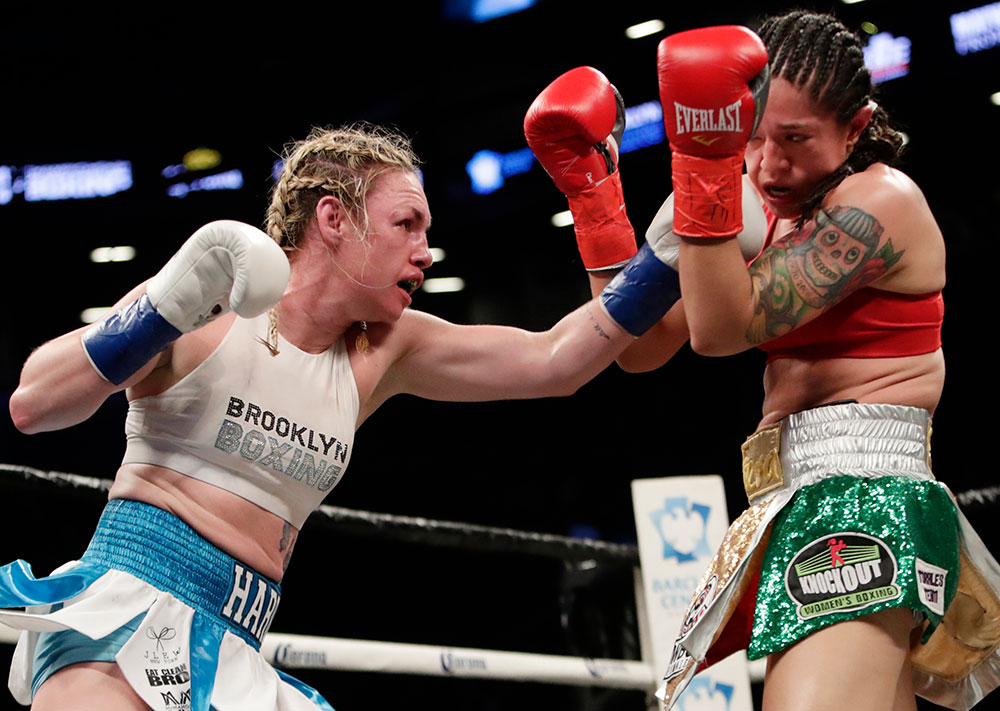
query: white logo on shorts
915 557 947 616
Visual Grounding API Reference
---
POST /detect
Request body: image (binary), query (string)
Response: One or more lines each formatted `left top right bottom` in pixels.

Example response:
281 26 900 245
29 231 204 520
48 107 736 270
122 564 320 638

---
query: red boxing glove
524 66 637 270
657 26 769 238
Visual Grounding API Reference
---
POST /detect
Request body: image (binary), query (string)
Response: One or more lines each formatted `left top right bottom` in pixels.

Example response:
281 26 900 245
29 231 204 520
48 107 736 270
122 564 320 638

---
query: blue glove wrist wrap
599 243 681 337
81 294 182 385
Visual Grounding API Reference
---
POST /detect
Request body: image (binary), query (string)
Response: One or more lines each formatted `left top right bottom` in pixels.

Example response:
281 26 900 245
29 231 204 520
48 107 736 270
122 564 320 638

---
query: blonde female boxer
2 114 685 709
614 11 1000 711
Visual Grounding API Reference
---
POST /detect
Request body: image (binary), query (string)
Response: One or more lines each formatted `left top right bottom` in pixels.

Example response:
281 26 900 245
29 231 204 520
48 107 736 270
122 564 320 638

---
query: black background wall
1 2 996 709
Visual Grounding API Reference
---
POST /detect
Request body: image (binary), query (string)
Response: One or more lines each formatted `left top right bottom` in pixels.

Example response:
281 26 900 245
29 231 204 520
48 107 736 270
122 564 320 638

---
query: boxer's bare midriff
108 465 295 582
759 349 945 428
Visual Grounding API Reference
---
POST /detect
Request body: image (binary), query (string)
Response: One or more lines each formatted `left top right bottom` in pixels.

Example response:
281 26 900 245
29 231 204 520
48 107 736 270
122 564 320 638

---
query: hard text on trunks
145 663 190 686
663 637 694 683
144 625 182 665
158 688 191 710
785 532 900 620
915 557 948 616
215 396 348 492
220 562 281 645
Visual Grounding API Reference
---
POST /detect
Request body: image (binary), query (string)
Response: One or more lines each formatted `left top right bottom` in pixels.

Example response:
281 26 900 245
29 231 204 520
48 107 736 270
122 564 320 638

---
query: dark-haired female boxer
613 12 1000 711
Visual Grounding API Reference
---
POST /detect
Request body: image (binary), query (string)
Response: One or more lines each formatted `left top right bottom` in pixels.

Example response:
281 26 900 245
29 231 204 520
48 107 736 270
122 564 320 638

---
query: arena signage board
632 475 752 711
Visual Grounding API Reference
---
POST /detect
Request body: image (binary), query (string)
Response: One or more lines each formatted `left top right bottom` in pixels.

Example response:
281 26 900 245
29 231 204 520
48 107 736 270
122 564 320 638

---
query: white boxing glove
83 220 289 384
645 175 767 268
147 220 290 331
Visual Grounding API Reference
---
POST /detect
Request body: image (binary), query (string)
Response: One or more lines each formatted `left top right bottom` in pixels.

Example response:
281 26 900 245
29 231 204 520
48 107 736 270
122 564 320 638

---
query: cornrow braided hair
757 10 905 223
260 123 420 355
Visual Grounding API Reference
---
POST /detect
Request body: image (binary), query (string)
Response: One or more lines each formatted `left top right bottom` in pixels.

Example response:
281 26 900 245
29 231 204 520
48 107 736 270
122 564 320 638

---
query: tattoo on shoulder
746 205 904 344
586 303 611 341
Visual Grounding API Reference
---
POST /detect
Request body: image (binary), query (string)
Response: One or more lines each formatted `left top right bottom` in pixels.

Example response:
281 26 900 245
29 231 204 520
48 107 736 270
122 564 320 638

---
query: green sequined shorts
748 474 961 659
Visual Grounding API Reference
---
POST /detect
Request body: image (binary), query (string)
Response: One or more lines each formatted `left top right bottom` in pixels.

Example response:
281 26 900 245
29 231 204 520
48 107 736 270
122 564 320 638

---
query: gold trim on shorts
741 422 784 502
912 549 1000 684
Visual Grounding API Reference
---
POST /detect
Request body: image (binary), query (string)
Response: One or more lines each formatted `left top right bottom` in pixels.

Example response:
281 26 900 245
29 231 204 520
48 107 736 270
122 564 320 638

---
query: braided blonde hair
261 123 420 355
266 123 420 253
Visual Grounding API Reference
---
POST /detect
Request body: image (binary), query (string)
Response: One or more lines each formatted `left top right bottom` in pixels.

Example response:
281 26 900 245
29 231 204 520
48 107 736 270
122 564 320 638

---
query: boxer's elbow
536 358 602 398
683 309 752 355
615 351 665 373
8 383 96 434
687 329 748 357
9 387 44 434
543 374 587 398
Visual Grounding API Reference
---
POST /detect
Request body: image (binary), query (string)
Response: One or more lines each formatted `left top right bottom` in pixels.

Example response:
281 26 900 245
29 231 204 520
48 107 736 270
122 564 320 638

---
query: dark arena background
0 2 997 710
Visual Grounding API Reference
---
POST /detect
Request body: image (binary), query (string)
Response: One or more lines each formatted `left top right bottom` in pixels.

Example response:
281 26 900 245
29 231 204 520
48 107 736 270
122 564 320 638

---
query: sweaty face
336 170 433 321
745 77 856 219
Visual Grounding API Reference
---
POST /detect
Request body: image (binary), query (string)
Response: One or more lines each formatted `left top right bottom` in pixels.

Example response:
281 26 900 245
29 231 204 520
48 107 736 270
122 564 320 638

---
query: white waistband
743 403 935 503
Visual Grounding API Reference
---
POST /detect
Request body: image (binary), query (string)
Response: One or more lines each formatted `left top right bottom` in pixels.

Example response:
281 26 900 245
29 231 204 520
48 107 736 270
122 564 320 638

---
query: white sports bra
122 314 359 528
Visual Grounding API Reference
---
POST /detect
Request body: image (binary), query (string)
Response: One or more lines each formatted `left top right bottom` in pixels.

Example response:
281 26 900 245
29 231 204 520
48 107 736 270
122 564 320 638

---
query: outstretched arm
371 296 635 408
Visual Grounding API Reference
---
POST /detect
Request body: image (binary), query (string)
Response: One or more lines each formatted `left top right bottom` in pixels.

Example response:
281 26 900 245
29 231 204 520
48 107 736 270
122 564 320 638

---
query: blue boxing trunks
0 499 334 711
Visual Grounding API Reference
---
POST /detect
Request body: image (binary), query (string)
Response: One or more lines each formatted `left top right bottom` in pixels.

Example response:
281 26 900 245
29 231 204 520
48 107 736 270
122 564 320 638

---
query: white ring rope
6 462 993 557
262 634 656 688
9 463 992 687
0 463 657 689
957 485 1000 508
0 623 655 688
0 464 638 564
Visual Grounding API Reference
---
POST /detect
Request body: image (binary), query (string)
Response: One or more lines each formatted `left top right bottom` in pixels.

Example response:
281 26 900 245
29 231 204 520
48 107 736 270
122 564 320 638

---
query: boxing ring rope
4 462 995 691
0 628 655 690
0 463 654 690
0 463 638 564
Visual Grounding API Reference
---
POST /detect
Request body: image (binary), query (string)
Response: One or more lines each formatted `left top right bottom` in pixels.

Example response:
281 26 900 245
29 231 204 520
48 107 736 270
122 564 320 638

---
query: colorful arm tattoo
746 206 904 344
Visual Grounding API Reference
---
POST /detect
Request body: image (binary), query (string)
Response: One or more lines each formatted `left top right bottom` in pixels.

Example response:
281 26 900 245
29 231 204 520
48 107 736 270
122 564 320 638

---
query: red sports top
754 209 943 361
